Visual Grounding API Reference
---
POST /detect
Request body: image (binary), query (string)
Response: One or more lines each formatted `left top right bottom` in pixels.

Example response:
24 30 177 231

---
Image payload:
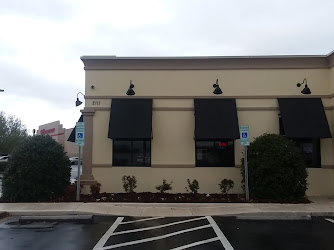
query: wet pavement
0 216 334 250
0 216 116 250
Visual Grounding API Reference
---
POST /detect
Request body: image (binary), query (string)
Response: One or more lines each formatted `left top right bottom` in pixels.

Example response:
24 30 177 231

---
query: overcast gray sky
0 0 333 133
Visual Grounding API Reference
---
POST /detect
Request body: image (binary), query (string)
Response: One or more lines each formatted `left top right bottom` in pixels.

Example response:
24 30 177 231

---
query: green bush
122 175 137 193
185 179 200 194
219 179 234 194
156 179 173 193
90 182 102 196
0 162 8 173
2 135 71 202
241 133 308 201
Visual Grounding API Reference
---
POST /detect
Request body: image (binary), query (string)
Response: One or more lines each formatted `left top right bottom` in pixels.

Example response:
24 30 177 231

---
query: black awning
195 99 240 140
67 115 83 142
278 98 331 138
108 99 152 139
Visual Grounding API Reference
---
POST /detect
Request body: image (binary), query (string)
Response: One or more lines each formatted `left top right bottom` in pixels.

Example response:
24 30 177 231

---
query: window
279 117 321 168
294 138 321 168
113 140 151 166
195 140 235 167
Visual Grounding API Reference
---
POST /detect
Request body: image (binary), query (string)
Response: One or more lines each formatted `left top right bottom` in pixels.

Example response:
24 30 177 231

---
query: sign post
240 126 250 202
75 122 85 201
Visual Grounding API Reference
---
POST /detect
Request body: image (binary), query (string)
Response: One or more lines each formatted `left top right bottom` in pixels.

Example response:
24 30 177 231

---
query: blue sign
240 126 250 146
75 122 85 146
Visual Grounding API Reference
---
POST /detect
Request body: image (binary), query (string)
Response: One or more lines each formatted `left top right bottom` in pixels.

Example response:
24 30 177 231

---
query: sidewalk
0 197 333 217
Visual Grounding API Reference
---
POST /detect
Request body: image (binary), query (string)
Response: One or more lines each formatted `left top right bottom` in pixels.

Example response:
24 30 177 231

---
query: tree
0 111 28 155
2 135 71 202
241 133 308 201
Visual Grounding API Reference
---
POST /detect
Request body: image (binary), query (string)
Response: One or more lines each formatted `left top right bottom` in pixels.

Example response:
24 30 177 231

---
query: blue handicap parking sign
239 126 250 146
77 132 83 139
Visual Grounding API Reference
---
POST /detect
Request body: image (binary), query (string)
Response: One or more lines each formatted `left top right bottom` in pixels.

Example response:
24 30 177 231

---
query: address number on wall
92 101 101 105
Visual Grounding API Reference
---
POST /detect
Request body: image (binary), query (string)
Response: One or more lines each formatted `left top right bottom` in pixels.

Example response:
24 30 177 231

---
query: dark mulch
57 192 310 204
0 184 310 203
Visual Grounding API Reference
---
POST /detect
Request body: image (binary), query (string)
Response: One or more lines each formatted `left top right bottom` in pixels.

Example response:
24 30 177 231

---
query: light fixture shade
301 84 311 95
213 87 222 94
213 79 223 95
297 78 311 95
126 81 135 95
76 98 83 107
126 88 135 95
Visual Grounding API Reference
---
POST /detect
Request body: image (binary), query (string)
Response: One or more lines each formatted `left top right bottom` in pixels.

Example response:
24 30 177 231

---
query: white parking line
120 216 165 225
100 224 212 249
92 217 124 250
325 218 334 224
111 217 206 236
170 237 220 250
206 216 234 250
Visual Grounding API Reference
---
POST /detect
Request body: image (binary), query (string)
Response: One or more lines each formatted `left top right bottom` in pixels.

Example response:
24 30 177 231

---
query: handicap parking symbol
242 132 248 138
77 132 83 139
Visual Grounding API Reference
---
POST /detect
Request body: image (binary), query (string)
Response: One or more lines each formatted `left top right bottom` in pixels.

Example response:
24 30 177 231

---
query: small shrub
90 182 101 196
219 179 234 194
156 179 173 193
122 175 137 193
185 179 200 194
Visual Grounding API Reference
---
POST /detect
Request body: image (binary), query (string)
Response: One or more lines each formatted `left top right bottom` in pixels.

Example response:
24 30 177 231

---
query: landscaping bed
65 192 310 203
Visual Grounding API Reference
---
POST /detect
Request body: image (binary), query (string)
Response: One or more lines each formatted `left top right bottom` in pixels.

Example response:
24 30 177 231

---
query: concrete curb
4 211 334 218
19 215 94 223
237 214 312 220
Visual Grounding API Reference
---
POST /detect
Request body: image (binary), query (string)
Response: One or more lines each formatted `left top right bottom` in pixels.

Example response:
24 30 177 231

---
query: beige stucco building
37 121 78 158
78 51 334 197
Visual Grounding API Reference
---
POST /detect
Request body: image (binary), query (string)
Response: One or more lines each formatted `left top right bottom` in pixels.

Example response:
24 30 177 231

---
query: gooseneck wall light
76 92 84 107
297 78 311 95
213 79 222 95
126 80 135 95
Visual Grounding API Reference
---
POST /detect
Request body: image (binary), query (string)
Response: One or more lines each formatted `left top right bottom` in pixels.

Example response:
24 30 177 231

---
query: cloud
0 0 81 20
0 0 333 132
0 61 83 110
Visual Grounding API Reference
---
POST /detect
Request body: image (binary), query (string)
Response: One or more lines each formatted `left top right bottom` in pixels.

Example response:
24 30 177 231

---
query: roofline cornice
81 51 334 70
328 50 334 68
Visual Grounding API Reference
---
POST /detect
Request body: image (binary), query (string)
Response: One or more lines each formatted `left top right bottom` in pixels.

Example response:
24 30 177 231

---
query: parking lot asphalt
1 215 334 250
0 216 116 250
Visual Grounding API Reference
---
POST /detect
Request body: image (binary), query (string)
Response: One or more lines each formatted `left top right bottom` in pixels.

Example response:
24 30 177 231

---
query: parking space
93 216 334 250
214 216 334 250
93 216 231 250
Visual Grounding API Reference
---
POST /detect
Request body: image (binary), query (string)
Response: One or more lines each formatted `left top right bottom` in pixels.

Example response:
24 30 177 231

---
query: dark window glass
279 115 285 135
279 117 321 168
196 140 235 167
113 140 151 166
294 138 321 168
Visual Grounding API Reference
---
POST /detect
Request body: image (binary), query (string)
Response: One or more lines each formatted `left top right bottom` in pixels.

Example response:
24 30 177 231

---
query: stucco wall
85 69 329 97
93 167 243 194
84 65 334 196
92 167 334 196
